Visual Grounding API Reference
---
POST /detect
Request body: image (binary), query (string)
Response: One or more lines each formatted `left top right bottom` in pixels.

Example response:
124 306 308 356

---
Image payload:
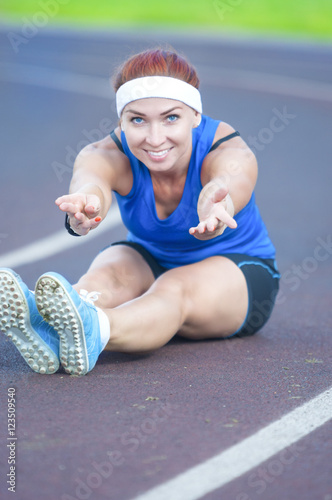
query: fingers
55 195 69 206
222 212 237 229
55 193 101 216
206 217 219 232
199 219 218 233
56 194 101 218
84 194 101 218
72 211 103 228
55 195 84 216
57 201 81 215
67 213 102 236
189 222 207 234
56 193 103 235
213 203 237 229
189 211 237 237
189 219 218 235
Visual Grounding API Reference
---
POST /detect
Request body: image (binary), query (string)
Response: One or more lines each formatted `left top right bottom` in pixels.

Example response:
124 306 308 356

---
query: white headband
116 76 202 117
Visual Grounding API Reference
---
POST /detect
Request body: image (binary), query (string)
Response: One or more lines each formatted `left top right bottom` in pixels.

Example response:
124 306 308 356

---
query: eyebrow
125 106 182 116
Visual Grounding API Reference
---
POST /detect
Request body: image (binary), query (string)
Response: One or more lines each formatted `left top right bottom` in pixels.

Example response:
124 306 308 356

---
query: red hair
112 48 200 92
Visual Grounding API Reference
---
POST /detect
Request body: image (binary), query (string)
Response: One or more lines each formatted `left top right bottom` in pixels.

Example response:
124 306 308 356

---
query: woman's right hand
55 193 103 236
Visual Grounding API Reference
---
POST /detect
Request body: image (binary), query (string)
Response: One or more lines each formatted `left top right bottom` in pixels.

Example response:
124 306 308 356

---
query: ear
193 112 202 128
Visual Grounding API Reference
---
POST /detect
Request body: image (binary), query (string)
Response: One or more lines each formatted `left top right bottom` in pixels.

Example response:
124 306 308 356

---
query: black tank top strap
110 129 124 153
208 131 240 153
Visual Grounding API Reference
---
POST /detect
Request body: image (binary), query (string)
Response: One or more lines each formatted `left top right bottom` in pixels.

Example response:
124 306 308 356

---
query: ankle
95 307 111 350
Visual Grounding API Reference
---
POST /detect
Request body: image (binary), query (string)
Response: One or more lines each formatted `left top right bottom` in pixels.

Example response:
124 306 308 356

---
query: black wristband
65 214 81 237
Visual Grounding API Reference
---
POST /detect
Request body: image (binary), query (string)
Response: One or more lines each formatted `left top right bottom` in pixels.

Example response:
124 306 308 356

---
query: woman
0 48 280 376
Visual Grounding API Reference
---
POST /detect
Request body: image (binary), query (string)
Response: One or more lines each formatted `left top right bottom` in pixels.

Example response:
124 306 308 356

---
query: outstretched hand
56 193 103 236
189 185 237 240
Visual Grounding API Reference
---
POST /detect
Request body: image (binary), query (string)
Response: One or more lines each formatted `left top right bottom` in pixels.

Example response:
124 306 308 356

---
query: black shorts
110 241 280 337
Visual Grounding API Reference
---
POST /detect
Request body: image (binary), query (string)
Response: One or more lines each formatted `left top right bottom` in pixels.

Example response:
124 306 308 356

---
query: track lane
0 28 331 500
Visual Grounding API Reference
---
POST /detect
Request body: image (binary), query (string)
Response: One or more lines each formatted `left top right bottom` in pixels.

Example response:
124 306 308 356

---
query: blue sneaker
0 268 60 374
35 272 103 376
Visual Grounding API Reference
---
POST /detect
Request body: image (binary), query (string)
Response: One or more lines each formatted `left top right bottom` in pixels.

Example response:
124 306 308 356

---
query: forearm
203 146 258 216
191 146 256 241
68 148 114 218
56 146 118 236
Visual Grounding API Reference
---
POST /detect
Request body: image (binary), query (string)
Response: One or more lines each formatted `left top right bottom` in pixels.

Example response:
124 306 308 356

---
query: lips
146 148 172 160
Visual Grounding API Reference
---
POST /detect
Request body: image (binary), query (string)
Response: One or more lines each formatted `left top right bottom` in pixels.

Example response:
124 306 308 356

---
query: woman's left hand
189 184 237 240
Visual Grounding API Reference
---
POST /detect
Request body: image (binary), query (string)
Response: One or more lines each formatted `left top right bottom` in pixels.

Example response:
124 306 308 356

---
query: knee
75 267 127 308
78 265 131 292
76 269 106 293
152 273 186 300
149 273 190 320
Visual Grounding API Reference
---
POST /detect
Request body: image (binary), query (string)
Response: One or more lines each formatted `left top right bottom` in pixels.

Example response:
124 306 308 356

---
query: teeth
148 148 170 157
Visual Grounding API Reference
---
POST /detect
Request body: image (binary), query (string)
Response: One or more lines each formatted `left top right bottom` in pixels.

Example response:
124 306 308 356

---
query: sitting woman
0 48 280 375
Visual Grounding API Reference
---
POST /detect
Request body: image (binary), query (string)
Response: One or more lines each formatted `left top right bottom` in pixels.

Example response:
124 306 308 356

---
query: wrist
65 214 82 237
224 193 235 218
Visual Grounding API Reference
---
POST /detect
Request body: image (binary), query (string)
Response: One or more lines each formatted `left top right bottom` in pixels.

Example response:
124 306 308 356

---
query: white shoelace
79 289 101 305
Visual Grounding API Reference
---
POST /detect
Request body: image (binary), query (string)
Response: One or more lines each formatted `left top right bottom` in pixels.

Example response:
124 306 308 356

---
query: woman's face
121 98 201 175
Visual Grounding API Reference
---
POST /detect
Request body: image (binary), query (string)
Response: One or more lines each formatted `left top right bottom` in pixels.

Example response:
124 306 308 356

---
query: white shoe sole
35 275 88 376
0 270 59 374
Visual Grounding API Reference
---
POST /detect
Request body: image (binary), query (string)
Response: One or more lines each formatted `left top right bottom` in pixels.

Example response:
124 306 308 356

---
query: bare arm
56 138 127 236
189 123 258 240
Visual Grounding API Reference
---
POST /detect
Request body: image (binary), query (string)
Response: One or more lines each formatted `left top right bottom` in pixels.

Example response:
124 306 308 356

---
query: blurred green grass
1 0 332 40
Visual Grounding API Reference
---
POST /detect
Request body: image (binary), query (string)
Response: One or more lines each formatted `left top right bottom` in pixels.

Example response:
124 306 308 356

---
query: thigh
225 254 280 337
171 254 279 340
76 244 156 308
153 256 249 339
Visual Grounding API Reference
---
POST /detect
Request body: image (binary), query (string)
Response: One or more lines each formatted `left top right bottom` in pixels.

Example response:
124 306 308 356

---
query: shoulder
75 127 132 194
78 127 125 160
211 121 245 151
200 121 257 185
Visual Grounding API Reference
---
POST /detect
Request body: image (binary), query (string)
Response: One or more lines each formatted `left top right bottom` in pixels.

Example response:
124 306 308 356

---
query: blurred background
1 0 332 40
0 4 332 500
0 0 331 283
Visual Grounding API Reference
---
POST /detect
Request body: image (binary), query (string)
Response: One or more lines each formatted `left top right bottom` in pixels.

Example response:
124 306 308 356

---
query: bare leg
73 245 155 308
102 256 248 353
34 244 157 375
34 251 248 375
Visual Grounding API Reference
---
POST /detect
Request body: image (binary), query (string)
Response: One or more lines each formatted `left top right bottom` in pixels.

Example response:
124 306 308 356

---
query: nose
145 123 166 148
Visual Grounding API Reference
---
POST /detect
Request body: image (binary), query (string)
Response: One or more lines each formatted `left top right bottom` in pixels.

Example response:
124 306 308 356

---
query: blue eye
167 114 179 122
131 117 144 124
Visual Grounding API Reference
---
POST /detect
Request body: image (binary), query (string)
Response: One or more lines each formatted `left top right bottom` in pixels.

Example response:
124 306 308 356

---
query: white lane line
1 61 332 104
0 206 122 269
131 388 332 500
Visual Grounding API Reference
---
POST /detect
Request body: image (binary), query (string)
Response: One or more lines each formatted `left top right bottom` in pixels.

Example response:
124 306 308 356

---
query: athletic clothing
65 114 280 337
113 115 276 269
108 114 280 336
110 241 279 337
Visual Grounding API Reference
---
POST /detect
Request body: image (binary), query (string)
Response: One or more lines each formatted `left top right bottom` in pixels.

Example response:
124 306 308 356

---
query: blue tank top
113 114 276 269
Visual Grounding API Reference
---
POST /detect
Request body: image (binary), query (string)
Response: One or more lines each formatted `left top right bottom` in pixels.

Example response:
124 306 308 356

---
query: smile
146 148 172 159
